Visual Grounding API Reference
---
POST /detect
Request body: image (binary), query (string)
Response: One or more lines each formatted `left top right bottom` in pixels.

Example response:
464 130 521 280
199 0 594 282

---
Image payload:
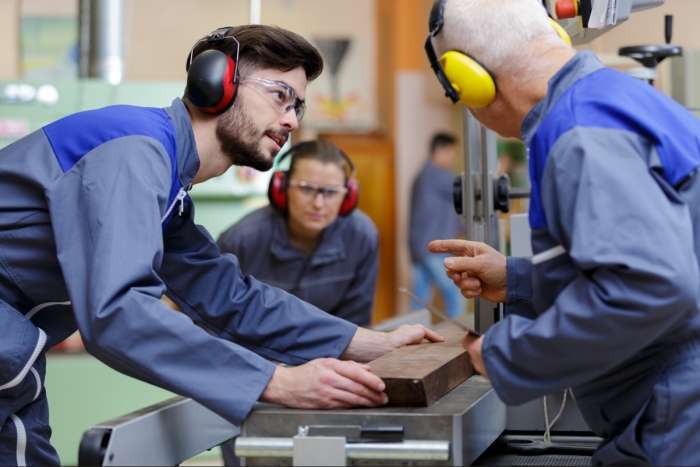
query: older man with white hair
425 0 700 465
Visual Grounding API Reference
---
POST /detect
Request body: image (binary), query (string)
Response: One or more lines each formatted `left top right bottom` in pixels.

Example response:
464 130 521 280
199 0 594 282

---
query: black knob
453 175 464 215
494 174 511 214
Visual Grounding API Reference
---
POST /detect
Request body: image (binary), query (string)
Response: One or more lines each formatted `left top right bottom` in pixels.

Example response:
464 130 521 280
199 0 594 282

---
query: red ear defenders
268 143 360 217
187 27 240 114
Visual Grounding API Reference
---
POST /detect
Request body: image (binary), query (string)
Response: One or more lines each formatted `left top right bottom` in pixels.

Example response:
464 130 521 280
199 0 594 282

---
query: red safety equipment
268 143 359 217
186 27 241 114
555 0 579 19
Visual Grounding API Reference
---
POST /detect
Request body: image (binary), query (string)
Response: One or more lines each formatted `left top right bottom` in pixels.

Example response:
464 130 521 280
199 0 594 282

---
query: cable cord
543 388 572 443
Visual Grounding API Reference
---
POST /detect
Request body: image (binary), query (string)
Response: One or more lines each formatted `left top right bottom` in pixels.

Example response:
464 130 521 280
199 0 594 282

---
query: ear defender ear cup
439 51 497 108
187 49 239 113
339 176 359 217
268 171 289 213
548 17 573 46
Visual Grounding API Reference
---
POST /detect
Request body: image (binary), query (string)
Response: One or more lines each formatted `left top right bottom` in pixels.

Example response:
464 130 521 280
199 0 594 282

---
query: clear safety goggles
288 180 347 201
240 77 306 121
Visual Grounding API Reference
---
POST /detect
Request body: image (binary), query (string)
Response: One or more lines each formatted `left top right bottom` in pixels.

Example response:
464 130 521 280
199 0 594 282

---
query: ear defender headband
187 27 241 114
425 0 572 108
268 143 360 217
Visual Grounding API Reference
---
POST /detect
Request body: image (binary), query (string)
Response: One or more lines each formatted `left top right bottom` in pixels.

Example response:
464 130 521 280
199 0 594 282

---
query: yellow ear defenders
425 0 572 108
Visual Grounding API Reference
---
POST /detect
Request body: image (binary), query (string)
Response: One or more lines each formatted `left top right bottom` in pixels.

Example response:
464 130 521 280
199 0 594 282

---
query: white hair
436 0 572 81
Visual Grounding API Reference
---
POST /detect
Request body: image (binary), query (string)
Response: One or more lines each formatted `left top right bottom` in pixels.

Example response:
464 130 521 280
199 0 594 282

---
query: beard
215 94 288 172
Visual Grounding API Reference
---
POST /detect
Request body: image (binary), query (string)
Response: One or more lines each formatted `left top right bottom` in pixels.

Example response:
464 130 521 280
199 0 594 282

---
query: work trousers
412 254 466 318
0 355 60 466
586 338 700 466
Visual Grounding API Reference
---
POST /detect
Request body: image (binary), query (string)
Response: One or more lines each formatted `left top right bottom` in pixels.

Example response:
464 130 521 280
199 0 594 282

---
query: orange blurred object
555 0 579 19
50 332 85 352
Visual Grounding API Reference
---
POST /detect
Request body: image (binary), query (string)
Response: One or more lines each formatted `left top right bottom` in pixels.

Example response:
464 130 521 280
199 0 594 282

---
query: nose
279 108 299 132
312 191 325 209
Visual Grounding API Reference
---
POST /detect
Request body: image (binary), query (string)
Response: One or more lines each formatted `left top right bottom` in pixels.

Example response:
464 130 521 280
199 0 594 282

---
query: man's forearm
339 327 397 362
339 324 445 362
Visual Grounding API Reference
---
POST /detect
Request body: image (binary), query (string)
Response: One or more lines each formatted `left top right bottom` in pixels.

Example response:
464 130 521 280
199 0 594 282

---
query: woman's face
287 158 347 236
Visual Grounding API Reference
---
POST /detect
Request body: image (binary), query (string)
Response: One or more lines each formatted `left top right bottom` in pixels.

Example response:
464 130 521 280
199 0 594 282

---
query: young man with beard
0 25 440 465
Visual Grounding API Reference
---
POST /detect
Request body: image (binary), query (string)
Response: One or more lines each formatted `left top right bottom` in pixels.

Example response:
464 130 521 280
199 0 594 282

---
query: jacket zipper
161 187 188 224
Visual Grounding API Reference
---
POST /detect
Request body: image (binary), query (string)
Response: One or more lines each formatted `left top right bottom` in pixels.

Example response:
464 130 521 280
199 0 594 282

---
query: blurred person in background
218 140 379 327
409 133 466 317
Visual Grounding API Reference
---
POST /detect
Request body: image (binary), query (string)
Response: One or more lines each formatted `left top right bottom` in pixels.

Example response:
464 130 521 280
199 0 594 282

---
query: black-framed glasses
241 77 306 121
289 180 347 201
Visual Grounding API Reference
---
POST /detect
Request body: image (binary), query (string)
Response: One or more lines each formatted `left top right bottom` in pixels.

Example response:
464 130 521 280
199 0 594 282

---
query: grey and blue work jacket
217 205 379 327
0 98 357 426
484 51 700 464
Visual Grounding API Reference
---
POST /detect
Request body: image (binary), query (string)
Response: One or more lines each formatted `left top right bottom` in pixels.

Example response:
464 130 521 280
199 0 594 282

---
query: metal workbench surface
240 375 506 466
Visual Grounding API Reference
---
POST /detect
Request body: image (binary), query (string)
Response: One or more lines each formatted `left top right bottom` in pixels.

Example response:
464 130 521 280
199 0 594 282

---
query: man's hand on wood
387 324 445 349
428 239 507 303
339 325 444 363
462 334 488 380
260 358 389 409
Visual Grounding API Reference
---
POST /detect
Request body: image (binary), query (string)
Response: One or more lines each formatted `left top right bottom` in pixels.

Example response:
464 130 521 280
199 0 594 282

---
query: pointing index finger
428 239 464 254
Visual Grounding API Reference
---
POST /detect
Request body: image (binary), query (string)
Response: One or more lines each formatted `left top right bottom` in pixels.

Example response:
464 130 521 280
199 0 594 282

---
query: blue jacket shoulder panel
42 105 183 232
529 67 700 229
42 105 177 173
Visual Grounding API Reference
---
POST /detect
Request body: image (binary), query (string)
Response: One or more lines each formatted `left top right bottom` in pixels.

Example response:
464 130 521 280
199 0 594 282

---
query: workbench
237 375 505 466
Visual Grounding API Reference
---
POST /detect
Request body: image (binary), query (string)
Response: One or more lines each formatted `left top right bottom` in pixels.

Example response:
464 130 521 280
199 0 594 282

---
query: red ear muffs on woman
267 142 360 217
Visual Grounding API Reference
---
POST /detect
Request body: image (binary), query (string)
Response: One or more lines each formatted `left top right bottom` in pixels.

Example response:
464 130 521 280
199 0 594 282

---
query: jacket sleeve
0 300 45 395
159 203 358 365
329 225 379 327
44 136 278 425
483 127 700 405
504 256 536 320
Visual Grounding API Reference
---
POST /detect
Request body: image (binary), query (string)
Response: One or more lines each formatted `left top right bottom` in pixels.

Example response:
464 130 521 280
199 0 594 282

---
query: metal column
79 0 125 85
461 108 503 333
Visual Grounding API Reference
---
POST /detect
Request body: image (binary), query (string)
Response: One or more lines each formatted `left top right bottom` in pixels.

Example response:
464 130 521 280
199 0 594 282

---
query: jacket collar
521 51 605 148
269 210 347 266
164 98 200 189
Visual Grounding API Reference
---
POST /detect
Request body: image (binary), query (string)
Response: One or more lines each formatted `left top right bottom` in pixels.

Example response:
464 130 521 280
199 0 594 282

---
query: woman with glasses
217 140 379 327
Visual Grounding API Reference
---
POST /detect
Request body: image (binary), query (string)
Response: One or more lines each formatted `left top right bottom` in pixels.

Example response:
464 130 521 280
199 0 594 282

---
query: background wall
0 0 21 79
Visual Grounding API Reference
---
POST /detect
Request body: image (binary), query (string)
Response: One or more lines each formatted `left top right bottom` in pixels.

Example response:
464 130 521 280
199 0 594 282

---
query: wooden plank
369 325 474 407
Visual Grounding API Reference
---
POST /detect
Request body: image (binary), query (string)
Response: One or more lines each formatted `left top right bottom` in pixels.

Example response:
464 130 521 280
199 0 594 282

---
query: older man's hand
462 334 489 380
428 239 508 303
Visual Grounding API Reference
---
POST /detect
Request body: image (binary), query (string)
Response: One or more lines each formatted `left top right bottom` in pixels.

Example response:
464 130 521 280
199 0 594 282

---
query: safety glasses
288 180 347 201
240 77 306 121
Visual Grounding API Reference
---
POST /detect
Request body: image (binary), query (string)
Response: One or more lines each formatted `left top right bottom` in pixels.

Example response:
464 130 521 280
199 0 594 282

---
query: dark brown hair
430 132 456 154
184 25 323 100
288 140 348 178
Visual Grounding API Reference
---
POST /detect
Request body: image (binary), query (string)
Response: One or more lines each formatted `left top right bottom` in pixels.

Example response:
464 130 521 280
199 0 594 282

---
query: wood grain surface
369 325 474 406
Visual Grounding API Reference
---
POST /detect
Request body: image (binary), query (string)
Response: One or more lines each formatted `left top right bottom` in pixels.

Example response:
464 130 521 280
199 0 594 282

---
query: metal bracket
293 434 347 466
78 396 239 466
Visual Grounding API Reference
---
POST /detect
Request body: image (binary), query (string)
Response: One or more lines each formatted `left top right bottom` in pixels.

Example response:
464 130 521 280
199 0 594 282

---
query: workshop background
0 0 698 464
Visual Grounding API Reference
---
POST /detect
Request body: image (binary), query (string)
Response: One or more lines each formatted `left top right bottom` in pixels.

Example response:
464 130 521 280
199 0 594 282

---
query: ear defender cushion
268 171 289 213
439 51 497 108
339 177 360 217
548 18 573 46
187 49 238 113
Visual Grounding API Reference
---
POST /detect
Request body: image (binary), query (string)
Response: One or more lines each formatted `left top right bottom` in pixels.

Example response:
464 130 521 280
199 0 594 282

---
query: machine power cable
543 388 574 443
